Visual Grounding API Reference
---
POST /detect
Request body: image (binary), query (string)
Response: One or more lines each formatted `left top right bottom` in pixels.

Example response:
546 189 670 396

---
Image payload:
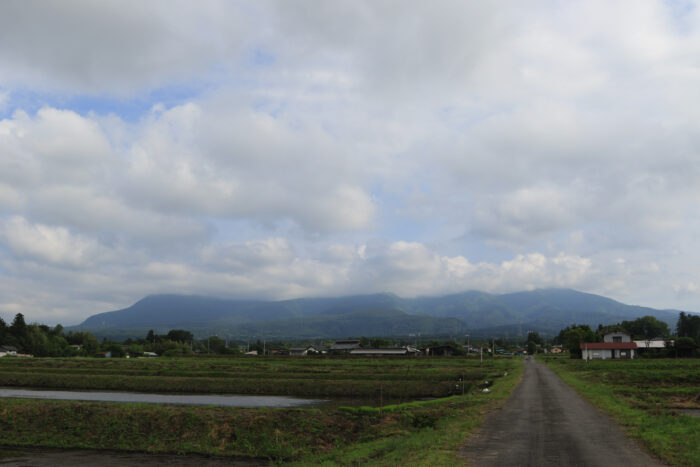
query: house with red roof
580 331 637 360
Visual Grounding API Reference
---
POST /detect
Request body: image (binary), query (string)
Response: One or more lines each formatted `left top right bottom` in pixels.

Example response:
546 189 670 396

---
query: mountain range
69 288 686 340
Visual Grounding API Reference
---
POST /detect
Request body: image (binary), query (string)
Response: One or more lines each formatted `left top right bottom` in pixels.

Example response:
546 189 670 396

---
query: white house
0 345 18 357
580 332 637 360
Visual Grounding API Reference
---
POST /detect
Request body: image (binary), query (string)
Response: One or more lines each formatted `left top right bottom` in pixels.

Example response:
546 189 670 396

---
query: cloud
0 0 254 94
1 1 700 324
1 216 101 267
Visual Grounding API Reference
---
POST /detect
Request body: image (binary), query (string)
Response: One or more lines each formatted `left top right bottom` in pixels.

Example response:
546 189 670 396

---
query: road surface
461 357 663 466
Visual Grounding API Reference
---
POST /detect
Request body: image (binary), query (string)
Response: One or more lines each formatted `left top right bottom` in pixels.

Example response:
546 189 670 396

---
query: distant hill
70 288 685 340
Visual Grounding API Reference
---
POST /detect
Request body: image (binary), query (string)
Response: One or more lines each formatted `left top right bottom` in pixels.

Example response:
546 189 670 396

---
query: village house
580 331 637 360
330 339 361 354
0 345 18 357
307 345 328 354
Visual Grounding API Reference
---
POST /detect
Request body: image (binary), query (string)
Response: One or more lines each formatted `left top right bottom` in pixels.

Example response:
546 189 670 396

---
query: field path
460 357 663 466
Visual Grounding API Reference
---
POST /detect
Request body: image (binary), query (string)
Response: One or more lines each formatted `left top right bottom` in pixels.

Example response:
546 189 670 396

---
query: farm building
349 346 420 357
330 340 361 354
633 338 668 349
0 345 18 357
307 345 327 354
425 344 456 356
289 347 310 356
580 331 637 360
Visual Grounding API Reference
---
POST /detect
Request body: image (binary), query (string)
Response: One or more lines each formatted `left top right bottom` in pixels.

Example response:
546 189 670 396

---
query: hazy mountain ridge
72 288 685 339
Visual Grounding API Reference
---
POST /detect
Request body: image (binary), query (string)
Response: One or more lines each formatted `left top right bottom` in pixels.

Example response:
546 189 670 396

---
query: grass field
0 356 523 464
542 356 700 467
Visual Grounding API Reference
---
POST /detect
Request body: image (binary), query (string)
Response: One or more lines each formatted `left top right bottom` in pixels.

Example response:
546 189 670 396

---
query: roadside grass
543 357 700 467
291 360 523 466
0 356 523 464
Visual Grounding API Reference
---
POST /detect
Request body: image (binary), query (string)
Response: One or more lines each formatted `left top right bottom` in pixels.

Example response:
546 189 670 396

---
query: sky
1 0 700 325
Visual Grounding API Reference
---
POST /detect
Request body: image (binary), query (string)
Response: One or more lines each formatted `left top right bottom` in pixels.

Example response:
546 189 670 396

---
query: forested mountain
71 288 684 339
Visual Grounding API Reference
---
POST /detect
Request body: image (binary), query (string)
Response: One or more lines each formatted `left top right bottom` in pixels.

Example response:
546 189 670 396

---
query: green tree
104 343 126 358
10 313 27 337
166 329 193 343
677 312 700 345
527 332 544 346
621 316 670 341
9 313 28 351
527 341 537 355
66 331 100 355
0 316 7 342
675 337 698 357
558 324 596 358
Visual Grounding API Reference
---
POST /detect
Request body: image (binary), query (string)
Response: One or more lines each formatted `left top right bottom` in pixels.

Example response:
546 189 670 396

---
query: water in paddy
0 387 322 407
0 448 265 466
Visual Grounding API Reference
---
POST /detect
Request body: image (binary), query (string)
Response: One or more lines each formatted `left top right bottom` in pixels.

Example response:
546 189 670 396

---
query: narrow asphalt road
461 357 663 466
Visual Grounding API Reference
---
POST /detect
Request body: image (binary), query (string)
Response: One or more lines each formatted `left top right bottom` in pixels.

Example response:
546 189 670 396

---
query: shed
580 342 637 360
425 344 455 356
349 348 409 356
330 340 361 353
289 347 310 356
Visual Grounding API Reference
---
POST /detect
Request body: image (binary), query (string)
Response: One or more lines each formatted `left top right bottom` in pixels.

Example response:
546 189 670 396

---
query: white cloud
1 216 100 267
0 1 254 94
2 1 700 324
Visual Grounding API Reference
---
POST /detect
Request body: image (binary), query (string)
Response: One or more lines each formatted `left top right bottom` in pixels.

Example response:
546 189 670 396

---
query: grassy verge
0 358 524 464
542 357 700 467
291 360 524 466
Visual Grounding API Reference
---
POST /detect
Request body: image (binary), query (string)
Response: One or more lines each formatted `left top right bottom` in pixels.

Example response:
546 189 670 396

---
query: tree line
555 313 700 358
0 313 242 358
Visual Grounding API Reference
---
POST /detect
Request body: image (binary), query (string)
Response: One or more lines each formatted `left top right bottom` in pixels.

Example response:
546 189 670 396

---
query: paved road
461 357 663 466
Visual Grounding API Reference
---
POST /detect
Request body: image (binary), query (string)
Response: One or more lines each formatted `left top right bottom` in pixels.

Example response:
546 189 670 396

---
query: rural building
289 347 310 356
425 344 455 356
0 345 17 357
550 345 563 353
349 346 420 357
307 345 328 354
0 345 18 357
603 331 632 343
580 332 637 360
330 340 361 354
633 338 668 349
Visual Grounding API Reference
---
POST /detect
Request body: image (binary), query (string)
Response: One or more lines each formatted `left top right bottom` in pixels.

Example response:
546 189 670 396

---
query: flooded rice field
0 448 265 466
0 387 323 407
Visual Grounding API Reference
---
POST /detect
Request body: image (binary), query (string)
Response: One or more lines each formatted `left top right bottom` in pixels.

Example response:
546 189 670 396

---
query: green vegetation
542 357 700 466
0 355 500 399
0 356 523 464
